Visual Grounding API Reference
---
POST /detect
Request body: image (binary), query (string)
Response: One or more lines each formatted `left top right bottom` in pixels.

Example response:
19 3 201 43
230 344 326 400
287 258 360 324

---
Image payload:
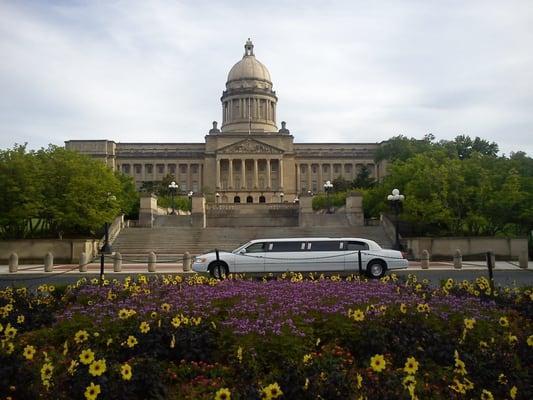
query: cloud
0 0 532 155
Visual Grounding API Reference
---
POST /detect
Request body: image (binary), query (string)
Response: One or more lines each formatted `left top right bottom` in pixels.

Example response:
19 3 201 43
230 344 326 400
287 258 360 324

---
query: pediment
217 138 284 155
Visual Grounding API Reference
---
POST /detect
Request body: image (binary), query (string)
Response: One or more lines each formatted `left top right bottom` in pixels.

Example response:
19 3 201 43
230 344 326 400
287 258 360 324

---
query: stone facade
65 39 387 203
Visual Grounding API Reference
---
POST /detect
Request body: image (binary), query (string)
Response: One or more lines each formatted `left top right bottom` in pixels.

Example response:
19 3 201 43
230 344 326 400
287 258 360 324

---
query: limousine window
308 241 343 251
245 242 267 253
345 241 369 251
268 242 305 252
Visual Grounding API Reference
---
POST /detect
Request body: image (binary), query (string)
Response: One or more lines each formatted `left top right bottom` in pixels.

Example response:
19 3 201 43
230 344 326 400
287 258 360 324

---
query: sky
1 0 532 156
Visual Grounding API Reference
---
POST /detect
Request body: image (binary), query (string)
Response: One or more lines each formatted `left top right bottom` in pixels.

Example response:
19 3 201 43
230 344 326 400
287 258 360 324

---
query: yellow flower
17 315 25 324
304 377 309 390
84 382 101 400
479 340 489 350
118 309 130 319
403 356 419 375
120 363 132 380
261 382 283 399
74 330 89 344
161 303 171 312
40 362 53 381
444 278 453 290
499 316 509 327
526 335 533 347
480 389 494 400
352 309 365 322
5 342 14 354
89 359 107 377
68 360 79 375
508 334 518 345
449 379 466 394
370 354 386 373
79 349 95 365
400 303 407 314
510 385 518 399
126 335 138 348
4 324 17 340
236 346 243 363
498 373 507 385
214 387 231 400
464 318 476 330
139 322 150 334
23 345 36 360
454 358 467 375
356 373 363 389
402 375 416 389
303 353 313 365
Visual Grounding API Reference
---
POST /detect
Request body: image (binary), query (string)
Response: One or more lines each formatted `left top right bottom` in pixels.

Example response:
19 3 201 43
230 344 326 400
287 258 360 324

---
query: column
216 159 221 188
188 163 192 191
254 159 258 188
296 163 300 193
330 163 333 181
229 159 233 189
241 159 246 189
318 163 323 191
307 163 313 191
279 158 284 189
266 159 271 188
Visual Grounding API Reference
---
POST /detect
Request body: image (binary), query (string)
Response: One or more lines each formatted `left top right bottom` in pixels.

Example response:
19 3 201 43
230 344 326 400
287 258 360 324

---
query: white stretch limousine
192 238 408 279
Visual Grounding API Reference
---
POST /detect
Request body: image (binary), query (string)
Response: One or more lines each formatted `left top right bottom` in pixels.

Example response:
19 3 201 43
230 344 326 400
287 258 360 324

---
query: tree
353 165 375 189
0 144 139 239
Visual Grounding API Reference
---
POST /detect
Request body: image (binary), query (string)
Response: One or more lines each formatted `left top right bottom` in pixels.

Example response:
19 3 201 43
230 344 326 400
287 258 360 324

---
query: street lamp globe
387 188 405 250
323 180 334 213
280 192 284 203
215 192 220 204
168 181 179 215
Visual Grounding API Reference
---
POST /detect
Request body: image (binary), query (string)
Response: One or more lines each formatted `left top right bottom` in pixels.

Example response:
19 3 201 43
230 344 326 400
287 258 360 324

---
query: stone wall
0 239 100 264
207 203 298 227
406 237 528 260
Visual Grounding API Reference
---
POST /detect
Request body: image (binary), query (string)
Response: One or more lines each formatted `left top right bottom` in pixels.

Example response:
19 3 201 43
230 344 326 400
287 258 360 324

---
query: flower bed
1 273 532 399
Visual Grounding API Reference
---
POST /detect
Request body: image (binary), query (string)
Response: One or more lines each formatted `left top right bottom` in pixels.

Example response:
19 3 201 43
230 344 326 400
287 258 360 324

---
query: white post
114 252 122 272
421 250 430 269
8 253 18 273
148 252 157 272
44 252 54 272
79 252 88 272
453 249 462 269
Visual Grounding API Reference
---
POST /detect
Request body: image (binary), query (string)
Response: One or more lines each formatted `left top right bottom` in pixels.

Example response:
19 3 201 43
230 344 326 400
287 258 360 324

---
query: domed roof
227 39 272 83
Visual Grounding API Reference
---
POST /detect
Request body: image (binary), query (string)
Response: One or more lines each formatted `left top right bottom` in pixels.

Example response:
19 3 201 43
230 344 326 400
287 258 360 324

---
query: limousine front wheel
209 261 229 280
367 260 387 279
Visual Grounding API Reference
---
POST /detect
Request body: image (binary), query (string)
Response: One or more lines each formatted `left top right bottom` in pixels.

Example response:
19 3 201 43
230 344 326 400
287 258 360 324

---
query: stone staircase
111 225 393 259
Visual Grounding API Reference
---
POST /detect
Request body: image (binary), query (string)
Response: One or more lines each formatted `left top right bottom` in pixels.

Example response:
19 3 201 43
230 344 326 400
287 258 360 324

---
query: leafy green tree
332 176 352 192
352 165 375 189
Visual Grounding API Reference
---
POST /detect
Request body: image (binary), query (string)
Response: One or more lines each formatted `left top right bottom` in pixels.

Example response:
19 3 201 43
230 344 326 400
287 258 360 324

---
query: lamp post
280 192 284 203
188 191 194 226
323 180 333 213
168 181 179 215
387 188 405 250
100 193 116 284
215 192 220 204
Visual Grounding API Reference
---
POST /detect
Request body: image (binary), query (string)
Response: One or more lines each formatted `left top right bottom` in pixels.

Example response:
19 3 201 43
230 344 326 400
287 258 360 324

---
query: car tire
209 261 229 280
366 260 387 279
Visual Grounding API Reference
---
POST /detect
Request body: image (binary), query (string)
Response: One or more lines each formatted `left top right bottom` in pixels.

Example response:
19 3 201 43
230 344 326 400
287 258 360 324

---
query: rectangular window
268 242 305 252
334 164 340 174
168 164 176 174
191 164 198 174
122 164 130 174
308 241 342 251
345 241 369 251
157 164 165 174
145 164 153 174
134 164 141 174
180 165 187 173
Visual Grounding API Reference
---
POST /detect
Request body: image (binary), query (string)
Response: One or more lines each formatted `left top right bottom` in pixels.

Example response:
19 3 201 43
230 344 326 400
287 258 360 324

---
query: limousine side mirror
238 249 246 254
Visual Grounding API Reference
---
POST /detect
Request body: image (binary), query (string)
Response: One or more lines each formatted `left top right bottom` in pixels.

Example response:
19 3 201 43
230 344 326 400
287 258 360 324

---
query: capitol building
66 39 387 203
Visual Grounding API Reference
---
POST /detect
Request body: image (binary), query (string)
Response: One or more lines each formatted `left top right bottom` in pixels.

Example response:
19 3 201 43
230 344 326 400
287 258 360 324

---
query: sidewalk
0 261 531 275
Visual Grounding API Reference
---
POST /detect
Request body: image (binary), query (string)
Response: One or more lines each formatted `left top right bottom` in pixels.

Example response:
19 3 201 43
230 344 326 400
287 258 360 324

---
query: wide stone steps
112 226 393 257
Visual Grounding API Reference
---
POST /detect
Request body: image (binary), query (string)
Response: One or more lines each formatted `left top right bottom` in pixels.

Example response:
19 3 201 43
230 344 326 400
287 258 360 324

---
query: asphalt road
1 269 532 288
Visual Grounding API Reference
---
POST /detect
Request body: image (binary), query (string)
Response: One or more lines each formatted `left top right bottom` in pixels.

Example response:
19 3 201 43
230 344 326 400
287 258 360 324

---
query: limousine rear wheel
367 260 387 279
209 261 229 280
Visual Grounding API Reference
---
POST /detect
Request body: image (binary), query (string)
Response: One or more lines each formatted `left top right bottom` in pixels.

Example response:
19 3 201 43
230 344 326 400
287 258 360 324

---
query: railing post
114 252 122 272
421 249 430 269
453 249 462 269
44 252 54 272
9 253 18 273
148 251 157 272
519 250 528 269
79 252 88 272
183 251 191 272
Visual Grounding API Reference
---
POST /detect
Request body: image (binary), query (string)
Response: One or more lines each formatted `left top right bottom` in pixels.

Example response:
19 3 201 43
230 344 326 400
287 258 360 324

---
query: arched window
246 196 253 203
234 196 241 203
259 195 266 203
